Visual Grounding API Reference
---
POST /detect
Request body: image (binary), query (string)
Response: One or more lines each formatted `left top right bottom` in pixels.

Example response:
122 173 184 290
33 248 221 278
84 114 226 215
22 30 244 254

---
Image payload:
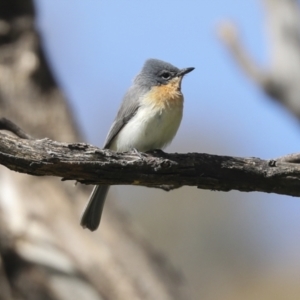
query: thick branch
1 132 300 197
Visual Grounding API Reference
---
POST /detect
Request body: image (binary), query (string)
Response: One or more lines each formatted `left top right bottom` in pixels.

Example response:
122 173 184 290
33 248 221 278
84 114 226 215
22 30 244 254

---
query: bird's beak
177 67 195 77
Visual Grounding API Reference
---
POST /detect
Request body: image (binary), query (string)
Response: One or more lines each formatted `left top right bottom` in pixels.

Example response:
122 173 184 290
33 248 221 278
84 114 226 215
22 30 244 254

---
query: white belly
110 104 183 152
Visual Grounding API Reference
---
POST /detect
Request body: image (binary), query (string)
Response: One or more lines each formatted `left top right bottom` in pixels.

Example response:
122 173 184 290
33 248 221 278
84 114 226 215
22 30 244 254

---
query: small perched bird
81 58 194 231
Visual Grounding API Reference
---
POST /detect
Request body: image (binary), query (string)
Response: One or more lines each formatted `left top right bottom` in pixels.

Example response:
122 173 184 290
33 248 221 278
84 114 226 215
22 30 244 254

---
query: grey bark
1 130 300 197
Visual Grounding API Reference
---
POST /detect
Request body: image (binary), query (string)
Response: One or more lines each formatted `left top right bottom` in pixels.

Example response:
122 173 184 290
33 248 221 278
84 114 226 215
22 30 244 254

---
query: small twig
0 118 32 139
275 153 300 164
217 2 300 121
217 21 269 86
217 21 287 102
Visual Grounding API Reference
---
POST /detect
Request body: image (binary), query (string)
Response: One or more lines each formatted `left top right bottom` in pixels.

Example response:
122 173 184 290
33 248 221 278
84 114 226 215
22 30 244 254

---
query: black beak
177 67 195 77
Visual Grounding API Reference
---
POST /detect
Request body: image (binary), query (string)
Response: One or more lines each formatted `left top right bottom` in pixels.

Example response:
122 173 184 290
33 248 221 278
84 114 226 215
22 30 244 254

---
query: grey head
134 58 194 88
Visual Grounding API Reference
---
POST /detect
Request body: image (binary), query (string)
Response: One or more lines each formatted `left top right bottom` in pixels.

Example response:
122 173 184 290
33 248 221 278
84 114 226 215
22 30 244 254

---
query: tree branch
0 117 32 139
217 1 300 121
1 129 300 197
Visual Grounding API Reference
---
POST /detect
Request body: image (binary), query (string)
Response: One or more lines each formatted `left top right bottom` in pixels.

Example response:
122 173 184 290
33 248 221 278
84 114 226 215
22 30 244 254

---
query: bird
81 58 194 231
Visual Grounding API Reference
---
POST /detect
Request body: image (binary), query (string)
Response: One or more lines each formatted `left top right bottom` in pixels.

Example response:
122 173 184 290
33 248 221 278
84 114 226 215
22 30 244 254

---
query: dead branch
1 122 300 197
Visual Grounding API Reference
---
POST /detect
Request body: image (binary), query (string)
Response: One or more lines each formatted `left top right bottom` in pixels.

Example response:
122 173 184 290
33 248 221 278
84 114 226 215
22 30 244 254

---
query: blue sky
35 1 300 156
34 0 300 297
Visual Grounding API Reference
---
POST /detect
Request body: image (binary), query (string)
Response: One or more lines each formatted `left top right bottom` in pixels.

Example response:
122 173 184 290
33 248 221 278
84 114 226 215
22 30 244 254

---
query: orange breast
144 77 184 110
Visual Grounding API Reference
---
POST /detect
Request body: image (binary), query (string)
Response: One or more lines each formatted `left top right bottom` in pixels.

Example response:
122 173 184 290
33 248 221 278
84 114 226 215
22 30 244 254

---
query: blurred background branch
218 0 300 121
0 1 189 300
1 0 300 299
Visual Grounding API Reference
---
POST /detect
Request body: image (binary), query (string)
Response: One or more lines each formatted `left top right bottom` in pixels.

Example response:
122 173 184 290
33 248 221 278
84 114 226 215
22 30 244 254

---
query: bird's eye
161 72 171 79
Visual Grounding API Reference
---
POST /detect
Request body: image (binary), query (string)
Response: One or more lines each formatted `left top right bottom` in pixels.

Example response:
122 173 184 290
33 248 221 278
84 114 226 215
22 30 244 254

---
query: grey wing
103 84 147 149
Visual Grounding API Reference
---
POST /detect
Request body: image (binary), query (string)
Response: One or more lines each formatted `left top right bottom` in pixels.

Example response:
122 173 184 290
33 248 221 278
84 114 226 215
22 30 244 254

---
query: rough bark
0 1 189 300
1 130 300 197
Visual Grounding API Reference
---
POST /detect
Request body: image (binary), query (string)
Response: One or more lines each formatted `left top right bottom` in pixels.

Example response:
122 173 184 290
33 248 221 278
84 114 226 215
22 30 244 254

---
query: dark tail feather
81 185 110 231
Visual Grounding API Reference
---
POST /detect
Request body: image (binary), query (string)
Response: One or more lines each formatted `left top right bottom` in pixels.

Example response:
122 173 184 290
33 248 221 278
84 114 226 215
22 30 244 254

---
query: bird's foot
145 149 166 157
132 148 148 159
